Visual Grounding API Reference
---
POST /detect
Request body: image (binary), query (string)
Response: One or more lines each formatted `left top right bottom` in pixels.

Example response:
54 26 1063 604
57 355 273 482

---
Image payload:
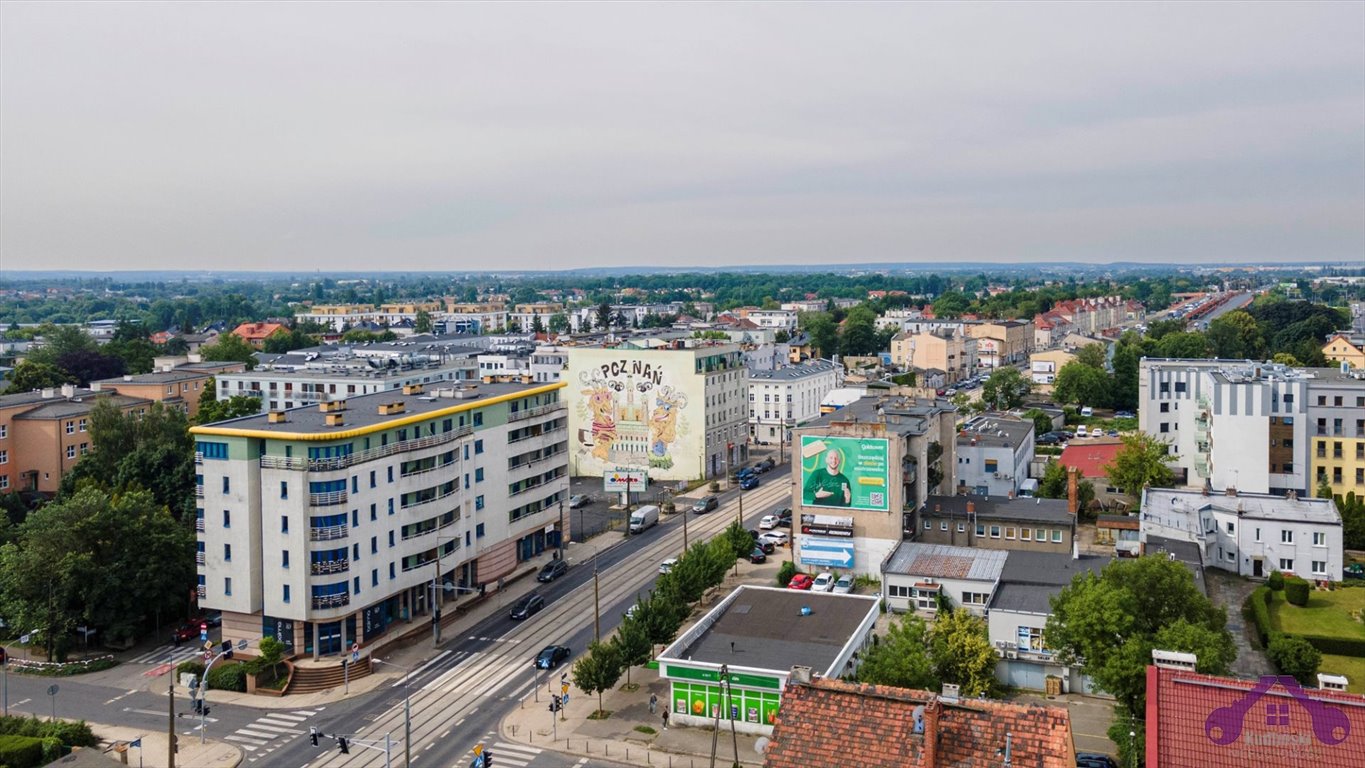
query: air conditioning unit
995 648 1006 658
1006 651 1018 659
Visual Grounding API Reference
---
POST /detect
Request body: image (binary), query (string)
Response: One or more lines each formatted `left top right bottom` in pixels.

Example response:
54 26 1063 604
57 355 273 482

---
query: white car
758 514 779 530
659 558 678 575
759 531 789 547
1076 425 1088 438
810 572 836 592
832 576 854 594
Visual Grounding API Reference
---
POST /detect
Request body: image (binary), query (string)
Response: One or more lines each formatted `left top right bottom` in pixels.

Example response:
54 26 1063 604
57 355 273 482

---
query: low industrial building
954 415 1035 498
881 542 1007 615
655 585 880 735
915 494 1077 555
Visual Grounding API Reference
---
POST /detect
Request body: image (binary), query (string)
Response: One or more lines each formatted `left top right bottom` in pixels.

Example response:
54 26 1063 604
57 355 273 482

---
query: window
975 523 986 536
370 471 376 488
388 531 395 547
280 481 288 499
388 466 394 483
961 592 989 606
1017 626 1044 652
475 468 484 482
1226 522 1234 534
1174 382 1187 393
281 515 289 533
224 544 231 561
990 525 1001 538
1159 423 1170 433
223 510 231 528
1051 529 1063 543
1160 403 1169 413
79 418 88 432
1314 532 1327 547
924 520 932 530
1254 527 1261 542
1312 561 1327 575
1279 558 1294 572
473 412 483 427
354 577 360 594
0 450 7 465
1005 527 1016 540
476 523 486 538
1318 395 1327 406
985 460 999 473
283 585 290 603
1021 528 1032 541
371 536 378 554
370 504 377 521
372 569 379 587
224 578 233 596
940 521 948 531
475 439 484 454
1281 530 1293 544
222 476 230 494
66 445 76 460
65 421 75 434
281 550 289 568
0 476 7 490
0 425 6 438
957 522 966 533
475 495 485 511
389 563 396 580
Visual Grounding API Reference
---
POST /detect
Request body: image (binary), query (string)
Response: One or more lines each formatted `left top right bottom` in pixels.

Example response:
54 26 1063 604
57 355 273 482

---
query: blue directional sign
799 536 854 569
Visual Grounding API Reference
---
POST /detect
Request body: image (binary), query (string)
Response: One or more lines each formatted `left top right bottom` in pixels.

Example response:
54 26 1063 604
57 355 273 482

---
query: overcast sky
2 1 1362 273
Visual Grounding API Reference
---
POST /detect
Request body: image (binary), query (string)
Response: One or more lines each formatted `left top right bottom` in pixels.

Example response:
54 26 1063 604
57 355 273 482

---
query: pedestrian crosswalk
225 709 317 760
482 739 542 768
128 644 204 665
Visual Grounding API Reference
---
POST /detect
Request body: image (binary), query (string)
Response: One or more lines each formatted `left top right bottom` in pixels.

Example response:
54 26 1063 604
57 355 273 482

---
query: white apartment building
218 355 479 412
745 310 799 333
748 360 841 444
781 300 827 313
435 306 508 335
568 303 684 333
530 345 569 384
1139 487 1343 581
1137 359 1360 496
190 380 571 657
955 416 1035 498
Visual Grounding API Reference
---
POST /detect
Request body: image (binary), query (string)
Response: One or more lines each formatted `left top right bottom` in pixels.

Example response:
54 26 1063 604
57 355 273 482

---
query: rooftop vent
378 401 407 416
789 665 813 685
1152 649 1198 671
267 411 287 423
324 413 345 427
319 400 347 413
402 383 424 396
1317 673 1349 691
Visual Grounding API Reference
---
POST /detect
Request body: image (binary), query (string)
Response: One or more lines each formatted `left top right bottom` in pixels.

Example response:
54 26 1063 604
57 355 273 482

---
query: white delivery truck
629 505 660 534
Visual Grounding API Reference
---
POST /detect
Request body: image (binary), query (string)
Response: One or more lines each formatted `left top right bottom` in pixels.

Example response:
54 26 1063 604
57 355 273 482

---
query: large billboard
567 349 706 483
799 436 889 512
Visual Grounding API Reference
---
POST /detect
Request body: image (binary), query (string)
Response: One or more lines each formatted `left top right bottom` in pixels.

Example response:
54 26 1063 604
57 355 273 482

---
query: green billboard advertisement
799 436 890 512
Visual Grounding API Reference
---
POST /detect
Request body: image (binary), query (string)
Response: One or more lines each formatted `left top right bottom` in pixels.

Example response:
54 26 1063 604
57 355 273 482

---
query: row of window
1315 395 1365 408
923 519 1065 543
1317 467 1365 485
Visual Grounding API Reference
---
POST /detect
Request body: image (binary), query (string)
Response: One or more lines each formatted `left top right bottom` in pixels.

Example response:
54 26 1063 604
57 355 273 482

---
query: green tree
1267 634 1321 686
800 312 839 359
1156 331 1211 359
596 301 613 331
199 333 257 369
1110 343 1141 412
1074 343 1108 370
928 609 997 697
195 378 262 425
635 591 685 652
1023 408 1054 436
413 309 433 334
1046 556 1234 717
931 292 970 319
1037 461 1095 510
1206 310 1266 360
248 636 288 684
773 329 790 344
23 324 99 367
571 640 624 716
60 399 196 519
1052 361 1110 408
1104 433 1175 502
2 361 72 394
1335 491 1365 550
262 329 315 354
839 306 878 356
611 612 653 686
856 615 937 690
548 313 569 334
979 367 1031 411
105 337 157 374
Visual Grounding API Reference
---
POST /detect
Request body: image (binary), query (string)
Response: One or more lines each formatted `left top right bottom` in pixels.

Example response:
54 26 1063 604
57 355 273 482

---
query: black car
1037 434 1062 446
776 508 793 528
1075 754 1118 768
510 593 545 620
754 538 775 554
749 547 768 564
692 496 719 513
535 645 571 670
756 458 775 472
537 559 568 582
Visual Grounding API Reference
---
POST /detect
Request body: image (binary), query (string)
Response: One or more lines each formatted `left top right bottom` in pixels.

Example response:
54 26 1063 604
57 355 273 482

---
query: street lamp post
431 534 464 646
373 658 412 768
198 640 249 744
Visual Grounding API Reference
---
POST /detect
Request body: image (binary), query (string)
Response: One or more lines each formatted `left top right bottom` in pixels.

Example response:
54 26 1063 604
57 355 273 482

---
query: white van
1080 406 1094 417
629 505 660 534
1076 425 1089 438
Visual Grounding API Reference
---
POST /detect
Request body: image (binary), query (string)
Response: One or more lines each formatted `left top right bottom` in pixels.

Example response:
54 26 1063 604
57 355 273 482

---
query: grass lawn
1267 588 1365 640
1319 654 1365 694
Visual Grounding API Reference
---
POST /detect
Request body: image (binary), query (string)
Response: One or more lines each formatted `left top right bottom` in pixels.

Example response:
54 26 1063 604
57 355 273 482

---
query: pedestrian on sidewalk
649 692 657 714
662 709 669 730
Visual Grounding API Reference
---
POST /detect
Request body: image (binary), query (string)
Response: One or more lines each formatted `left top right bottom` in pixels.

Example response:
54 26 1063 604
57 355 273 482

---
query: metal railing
310 559 350 575
197 586 206 600
401 484 457 510
195 552 205 566
312 593 350 610
259 426 473 472
309 490 348 506
508 403 563 423
508 448 567 473
194 486 204 498
509 424 566 444
309 524 348 541
195 518 205 532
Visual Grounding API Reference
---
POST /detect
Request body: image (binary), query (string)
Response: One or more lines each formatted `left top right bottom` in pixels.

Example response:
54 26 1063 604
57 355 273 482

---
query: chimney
789 665 812 685
41 388 55 399
325 413 344 427
1067 467 1079 515
1225 486 1238 497
267 411 287 423
965 501 975 516
923 699 941 766
61 383 77 398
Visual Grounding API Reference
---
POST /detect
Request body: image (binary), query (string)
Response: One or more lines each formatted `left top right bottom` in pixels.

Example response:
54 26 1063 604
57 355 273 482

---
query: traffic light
309 728 319 747
484 749 492 767
222 640 233 659
193 698 202 714
549 695 561 713
337 737 349 754
202 706 210 717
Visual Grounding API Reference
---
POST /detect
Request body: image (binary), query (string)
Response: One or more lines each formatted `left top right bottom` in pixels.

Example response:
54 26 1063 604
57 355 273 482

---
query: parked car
692 496 719 513
1037 434 1062 446
752 537 775 554
760 530 789 547
759 514 779 530
536 559 568 582
811 572 836 592
739 475 760 490
197 611 223 628
832 576 854 594
777 508 793 528
171 623 199 643
787 574 814 590
749 547 768 564
1075 753 1119 768
568 494 593 509
534 645 571 670
659 557 678 575
1345 563 1364 580
756 458 775 472
1114 411 1135 419
735 467 756 481
1106 429 1120 437
1076 425 1089 438
510 593 545 620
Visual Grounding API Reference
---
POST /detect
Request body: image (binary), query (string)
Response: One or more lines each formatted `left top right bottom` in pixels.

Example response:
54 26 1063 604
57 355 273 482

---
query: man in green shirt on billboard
804 446 852 507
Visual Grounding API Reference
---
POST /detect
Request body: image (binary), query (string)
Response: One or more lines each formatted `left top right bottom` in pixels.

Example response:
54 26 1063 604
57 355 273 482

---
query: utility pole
167 676 175 768
557 500 565 559
593 549 601 642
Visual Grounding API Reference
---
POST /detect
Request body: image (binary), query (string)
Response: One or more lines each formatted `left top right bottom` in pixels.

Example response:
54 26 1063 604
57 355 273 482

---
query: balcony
197 586 206 600
309 524 348 541
310 559 350 575
309 490 348 506
194 452 203 465
509 424 566 444
194 486 204 498
508 403 562 423
312 593 350 610
259 426 473 472
1195 459 1210 478
195 552 205 566
195 518 205 532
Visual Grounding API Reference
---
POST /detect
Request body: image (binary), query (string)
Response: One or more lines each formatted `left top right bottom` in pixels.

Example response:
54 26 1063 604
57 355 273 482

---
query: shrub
205 663 246 692
0 716 98 747
776 560 798 588
176 660 205 678
1296 634 1365 658
1246 586 1273 647
1268 570 1285 590
1284 576 1310 607
0 735 45 768
1267 634 1322 686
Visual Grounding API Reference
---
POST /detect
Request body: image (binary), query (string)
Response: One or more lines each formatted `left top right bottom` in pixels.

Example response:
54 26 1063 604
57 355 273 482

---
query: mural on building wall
573 355 696 480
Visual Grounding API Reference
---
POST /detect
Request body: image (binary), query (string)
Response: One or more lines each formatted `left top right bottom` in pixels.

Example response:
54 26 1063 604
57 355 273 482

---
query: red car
787 574 814 590
171 624 200 643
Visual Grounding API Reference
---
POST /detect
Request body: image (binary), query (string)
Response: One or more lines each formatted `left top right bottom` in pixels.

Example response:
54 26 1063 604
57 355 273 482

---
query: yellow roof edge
189 381 566 442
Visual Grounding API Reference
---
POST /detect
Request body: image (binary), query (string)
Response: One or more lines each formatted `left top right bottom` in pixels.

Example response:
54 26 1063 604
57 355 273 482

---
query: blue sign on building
799 536 855 569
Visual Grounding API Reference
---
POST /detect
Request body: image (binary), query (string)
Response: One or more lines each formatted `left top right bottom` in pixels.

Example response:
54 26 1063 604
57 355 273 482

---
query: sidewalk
92 724 242 768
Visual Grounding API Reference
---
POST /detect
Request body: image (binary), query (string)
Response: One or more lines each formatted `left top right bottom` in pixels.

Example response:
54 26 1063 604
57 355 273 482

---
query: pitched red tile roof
231 321 286 341
765 677 1074 768
1057 442 1122 479
1146 665 1365 768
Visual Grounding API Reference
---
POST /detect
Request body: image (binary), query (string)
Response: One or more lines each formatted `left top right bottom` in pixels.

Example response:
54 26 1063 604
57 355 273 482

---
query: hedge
1246 586 1273 648
1284 576 1311 606
205 663 247 692
0 715 98 747
1296 634 1365 658
0 735 45 768
1267 570 1284 591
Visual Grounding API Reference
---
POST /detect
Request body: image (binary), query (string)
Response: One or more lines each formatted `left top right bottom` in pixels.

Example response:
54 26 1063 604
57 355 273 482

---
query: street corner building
764 675 1075 768
188 380 570 657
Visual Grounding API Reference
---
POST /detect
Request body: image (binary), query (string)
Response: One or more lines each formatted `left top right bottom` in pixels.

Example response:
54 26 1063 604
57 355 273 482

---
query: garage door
1004 661 1046 691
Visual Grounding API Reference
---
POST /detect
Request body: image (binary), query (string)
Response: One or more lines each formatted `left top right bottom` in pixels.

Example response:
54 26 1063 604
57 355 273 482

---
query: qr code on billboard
869 492 884 507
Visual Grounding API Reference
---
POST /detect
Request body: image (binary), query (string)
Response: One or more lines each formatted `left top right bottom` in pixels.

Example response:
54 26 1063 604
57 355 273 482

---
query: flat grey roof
883 542 1008 582
200 380 560 432
664 586 878 675
957 416 1034 450
13 392 149 419
93 369 214 385
923 495 1074 525
750 361 839 381
989 552 1110 614
1142 487 1341 525
802 391 955 436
